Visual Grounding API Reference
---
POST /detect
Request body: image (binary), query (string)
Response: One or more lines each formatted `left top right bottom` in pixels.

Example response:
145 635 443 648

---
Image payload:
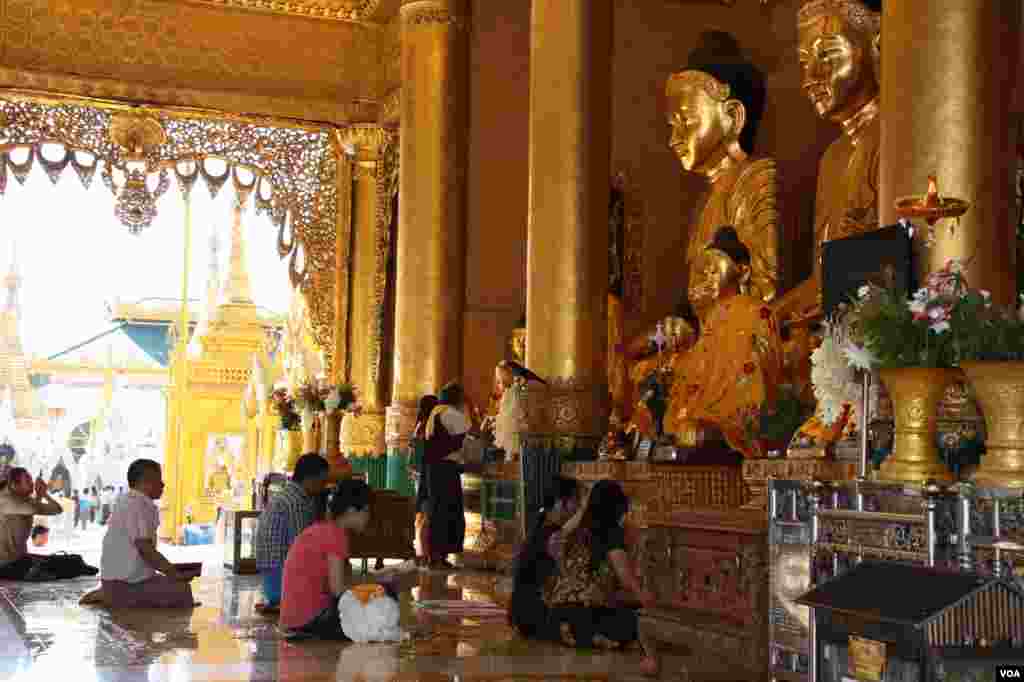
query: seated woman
664 226 785 455
279 478 371 640
542 480 659 677
509 476 578 638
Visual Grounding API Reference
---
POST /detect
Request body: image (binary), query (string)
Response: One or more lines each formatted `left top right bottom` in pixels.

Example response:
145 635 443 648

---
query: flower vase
960 361 1024 488
322 411 342 460
280 429 302 472
878 367 958 483
301 406 317 453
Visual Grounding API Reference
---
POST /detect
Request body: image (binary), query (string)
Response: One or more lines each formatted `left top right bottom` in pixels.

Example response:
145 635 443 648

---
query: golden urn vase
280 429 303 472
960 361 1024 489
878 367 959 483
322 411 342 459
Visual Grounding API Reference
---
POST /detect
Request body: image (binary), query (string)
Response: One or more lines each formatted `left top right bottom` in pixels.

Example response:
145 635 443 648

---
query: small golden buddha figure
664 227 785 456
205 438 234 497
618 32 780 425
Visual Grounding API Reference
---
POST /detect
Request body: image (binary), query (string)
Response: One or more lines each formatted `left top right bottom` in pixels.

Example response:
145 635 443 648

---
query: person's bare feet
78 588 105 606
639 655 660 677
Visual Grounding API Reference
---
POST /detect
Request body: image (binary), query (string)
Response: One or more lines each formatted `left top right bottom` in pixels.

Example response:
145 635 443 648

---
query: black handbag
28 552 99 580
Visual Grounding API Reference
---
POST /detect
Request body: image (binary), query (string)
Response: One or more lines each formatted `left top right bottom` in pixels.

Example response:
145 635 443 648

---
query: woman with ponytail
509 476 578 638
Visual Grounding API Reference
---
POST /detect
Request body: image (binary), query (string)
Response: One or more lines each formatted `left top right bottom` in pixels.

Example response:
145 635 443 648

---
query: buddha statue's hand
834 207 878 241
672 419 720 448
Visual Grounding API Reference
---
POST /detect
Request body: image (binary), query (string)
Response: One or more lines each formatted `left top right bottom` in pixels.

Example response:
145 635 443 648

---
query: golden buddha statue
665 227 785 456
620 31 780 426
775 0 882 322
205 437 234 497
778 0 882 450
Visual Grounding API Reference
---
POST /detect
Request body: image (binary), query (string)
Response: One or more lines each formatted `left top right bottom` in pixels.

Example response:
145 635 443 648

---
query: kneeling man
81 459 199 607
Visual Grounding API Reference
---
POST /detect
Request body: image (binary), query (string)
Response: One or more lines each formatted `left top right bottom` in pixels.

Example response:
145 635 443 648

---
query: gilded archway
0 93 345 374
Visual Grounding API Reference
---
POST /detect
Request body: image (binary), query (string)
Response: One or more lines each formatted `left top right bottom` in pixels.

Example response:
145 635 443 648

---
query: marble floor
0 532 701 682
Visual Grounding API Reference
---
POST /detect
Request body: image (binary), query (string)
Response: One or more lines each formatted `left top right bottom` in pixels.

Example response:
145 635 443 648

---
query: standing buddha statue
622 31 781 436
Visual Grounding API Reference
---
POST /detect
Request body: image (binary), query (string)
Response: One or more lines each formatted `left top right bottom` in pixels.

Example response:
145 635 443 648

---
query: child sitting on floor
279 478 371 640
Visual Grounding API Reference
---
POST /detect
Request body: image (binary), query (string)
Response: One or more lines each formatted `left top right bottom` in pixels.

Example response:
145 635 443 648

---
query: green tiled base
347 453 387 489
386 451 415 497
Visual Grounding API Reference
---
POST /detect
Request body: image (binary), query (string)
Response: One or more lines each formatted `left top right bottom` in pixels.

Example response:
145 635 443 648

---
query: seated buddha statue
662 227 784 456
621 31 780 430
776 0 882 449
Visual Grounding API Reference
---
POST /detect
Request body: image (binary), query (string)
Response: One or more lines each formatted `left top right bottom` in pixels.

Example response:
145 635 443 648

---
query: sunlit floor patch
0 551 694 682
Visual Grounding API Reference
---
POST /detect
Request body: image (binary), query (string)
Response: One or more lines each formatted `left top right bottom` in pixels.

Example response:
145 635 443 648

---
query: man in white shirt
80 459 200 608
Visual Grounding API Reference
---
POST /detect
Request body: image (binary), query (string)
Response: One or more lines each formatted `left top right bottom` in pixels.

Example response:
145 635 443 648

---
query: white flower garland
810 320 879 427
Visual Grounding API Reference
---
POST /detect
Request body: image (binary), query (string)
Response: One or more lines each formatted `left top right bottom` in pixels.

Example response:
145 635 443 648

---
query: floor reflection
0 557 692 682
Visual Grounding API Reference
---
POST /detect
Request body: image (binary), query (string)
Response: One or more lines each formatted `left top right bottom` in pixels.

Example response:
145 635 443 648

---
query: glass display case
223 509 260 574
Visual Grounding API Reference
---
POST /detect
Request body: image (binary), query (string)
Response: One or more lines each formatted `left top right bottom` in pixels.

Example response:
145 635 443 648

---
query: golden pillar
386 0 467 452
879 0 1021 304
524 0 612 451
339 124 396 457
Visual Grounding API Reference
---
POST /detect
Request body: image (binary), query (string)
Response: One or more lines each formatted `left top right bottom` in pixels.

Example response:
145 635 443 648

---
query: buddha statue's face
691 249 742 314
798 14 876 122
666 74 741 175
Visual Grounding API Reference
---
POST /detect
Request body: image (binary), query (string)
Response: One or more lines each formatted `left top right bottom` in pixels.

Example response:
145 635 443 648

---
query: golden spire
189 224 222 356
218 200 253 307
3 241 20 314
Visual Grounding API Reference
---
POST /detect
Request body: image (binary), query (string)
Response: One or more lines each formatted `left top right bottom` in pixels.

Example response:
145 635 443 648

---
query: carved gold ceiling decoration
0 94 340 373
0 0 386 125
165 0 384 22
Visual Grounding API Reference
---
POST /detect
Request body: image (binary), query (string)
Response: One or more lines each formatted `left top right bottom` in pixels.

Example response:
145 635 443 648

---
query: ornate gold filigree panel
385 404 418 450
546 376 605 436
0 95 341 373
379 89 400 125
400 0 463 28
815 510 927 560
340 410 386 455
0 0 382 116
611 171 645 314
156 0 385 22
372 133 399 387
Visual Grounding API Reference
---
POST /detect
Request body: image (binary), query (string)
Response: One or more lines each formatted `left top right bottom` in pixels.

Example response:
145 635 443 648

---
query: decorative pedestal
742 457 857 511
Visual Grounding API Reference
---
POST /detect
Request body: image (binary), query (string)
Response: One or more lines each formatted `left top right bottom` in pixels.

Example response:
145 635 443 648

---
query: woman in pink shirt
279 478 370 639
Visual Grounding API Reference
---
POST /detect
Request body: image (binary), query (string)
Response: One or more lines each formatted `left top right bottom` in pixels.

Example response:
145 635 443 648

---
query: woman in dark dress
543 480 660 676
509 476 578 638
422 382 469 570
410 395 438 567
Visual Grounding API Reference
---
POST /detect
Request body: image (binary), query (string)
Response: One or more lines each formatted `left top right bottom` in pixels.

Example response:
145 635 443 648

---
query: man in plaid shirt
255 453 329 613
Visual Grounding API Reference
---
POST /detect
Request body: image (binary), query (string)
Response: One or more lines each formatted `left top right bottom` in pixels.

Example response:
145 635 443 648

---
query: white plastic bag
338 585 403 643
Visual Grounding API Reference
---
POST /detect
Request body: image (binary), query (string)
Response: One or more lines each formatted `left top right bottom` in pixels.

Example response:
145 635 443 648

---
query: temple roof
40 322 175 370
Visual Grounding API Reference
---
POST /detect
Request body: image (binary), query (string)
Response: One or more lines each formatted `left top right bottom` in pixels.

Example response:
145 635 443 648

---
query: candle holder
894 174 970 247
